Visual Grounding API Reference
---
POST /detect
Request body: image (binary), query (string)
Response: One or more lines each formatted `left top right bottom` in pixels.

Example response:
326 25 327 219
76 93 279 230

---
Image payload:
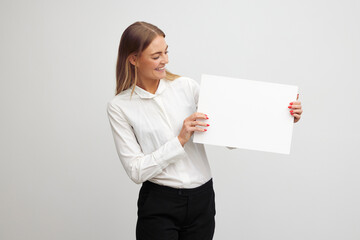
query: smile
155 67 166 71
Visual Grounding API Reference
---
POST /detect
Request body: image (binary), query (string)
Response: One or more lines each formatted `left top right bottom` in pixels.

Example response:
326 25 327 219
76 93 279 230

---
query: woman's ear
128 54 137 66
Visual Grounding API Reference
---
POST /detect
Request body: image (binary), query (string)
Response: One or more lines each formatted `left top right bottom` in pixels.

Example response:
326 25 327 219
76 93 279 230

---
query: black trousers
136 179 216 240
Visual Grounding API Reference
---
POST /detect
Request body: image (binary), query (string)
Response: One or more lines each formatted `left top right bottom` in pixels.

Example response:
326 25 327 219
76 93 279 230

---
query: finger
290 109 303 114
189 126 207 132
296 93 299 100
292 113 301 119
191 121 210 127
288 103 302 109
289 104 302 109
289 101 301 105
191 112 208 120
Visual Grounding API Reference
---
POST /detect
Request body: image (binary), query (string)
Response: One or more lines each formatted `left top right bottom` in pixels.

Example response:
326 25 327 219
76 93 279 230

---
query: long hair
115 21 180 96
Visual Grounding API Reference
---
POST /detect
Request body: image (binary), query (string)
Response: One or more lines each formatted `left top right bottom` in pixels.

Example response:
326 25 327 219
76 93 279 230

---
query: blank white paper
193 74 298 154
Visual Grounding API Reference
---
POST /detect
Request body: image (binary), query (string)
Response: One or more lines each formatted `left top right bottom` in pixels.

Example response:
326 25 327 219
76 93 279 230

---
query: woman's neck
136 79 160 94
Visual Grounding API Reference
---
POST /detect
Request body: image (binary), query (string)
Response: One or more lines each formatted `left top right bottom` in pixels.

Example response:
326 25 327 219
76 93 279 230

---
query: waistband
142 178 213 196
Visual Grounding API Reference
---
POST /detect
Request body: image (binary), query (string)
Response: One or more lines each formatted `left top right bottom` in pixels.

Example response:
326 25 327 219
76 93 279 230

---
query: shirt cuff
153 136 187 169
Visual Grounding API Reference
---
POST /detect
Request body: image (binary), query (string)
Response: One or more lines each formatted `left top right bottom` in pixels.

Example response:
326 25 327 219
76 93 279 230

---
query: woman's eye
152 51 168 60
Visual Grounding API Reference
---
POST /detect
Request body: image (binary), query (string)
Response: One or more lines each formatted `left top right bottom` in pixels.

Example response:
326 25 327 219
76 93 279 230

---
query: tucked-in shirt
107 76 212 188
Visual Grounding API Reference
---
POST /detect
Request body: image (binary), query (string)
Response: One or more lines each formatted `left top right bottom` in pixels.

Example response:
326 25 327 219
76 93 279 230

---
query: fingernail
206 116 209 119
290 110 293 113
207 124 210 126
291 112 294 115
204 129 207 131
288 106 292 108
290 102 293 105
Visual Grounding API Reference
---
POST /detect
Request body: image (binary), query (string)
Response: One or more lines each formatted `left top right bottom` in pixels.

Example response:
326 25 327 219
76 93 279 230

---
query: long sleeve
107 102 187 184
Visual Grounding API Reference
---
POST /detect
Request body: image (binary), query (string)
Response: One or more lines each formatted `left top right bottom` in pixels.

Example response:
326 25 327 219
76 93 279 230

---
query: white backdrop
1 0 359 239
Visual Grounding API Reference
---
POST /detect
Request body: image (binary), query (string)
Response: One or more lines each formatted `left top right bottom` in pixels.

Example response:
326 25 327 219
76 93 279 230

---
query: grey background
1 0 359 239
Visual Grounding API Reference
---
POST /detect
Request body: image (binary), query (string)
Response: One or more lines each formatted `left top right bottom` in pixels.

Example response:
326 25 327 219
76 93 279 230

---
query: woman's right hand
177 112 209 147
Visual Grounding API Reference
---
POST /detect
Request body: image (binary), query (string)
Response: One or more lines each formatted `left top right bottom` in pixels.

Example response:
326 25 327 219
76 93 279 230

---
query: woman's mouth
155 66 166 71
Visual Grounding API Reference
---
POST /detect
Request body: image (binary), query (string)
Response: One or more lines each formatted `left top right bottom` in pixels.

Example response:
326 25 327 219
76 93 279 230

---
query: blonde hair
115 21 180 96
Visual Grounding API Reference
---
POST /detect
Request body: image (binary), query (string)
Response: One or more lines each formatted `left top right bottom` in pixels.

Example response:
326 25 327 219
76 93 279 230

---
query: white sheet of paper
193 74 298 154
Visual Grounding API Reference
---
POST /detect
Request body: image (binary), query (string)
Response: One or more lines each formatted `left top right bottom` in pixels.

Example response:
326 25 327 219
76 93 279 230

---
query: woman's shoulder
107 87 136 108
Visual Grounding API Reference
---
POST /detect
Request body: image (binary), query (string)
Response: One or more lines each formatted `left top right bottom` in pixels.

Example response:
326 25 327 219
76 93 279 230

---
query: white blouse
107 76 212 188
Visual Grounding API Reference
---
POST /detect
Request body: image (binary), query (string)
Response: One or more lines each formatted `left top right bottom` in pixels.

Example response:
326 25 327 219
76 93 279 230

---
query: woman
107 21 303 240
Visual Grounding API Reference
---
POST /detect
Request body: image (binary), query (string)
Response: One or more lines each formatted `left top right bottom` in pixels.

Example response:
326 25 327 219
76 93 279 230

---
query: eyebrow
150 45 168 55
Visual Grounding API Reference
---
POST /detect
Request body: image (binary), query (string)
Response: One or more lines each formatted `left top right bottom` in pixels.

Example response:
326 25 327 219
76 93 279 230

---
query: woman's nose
162 54 169 64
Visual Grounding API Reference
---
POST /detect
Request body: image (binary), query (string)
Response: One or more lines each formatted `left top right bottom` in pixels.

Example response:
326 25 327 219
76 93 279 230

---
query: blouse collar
133 79 167 99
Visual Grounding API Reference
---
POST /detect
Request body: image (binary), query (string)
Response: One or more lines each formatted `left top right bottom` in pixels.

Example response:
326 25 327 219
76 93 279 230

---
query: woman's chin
155 72 166 79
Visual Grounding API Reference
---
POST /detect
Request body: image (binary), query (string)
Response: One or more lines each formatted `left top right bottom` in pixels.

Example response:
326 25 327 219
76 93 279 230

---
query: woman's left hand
289 94 303 123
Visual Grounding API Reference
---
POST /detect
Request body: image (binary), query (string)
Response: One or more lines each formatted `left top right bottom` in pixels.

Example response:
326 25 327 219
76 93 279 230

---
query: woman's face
133 36 169 84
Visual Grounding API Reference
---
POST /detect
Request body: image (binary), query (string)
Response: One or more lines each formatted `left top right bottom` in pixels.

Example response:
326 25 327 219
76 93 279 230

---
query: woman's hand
178 112 209 147
289 94 303 123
